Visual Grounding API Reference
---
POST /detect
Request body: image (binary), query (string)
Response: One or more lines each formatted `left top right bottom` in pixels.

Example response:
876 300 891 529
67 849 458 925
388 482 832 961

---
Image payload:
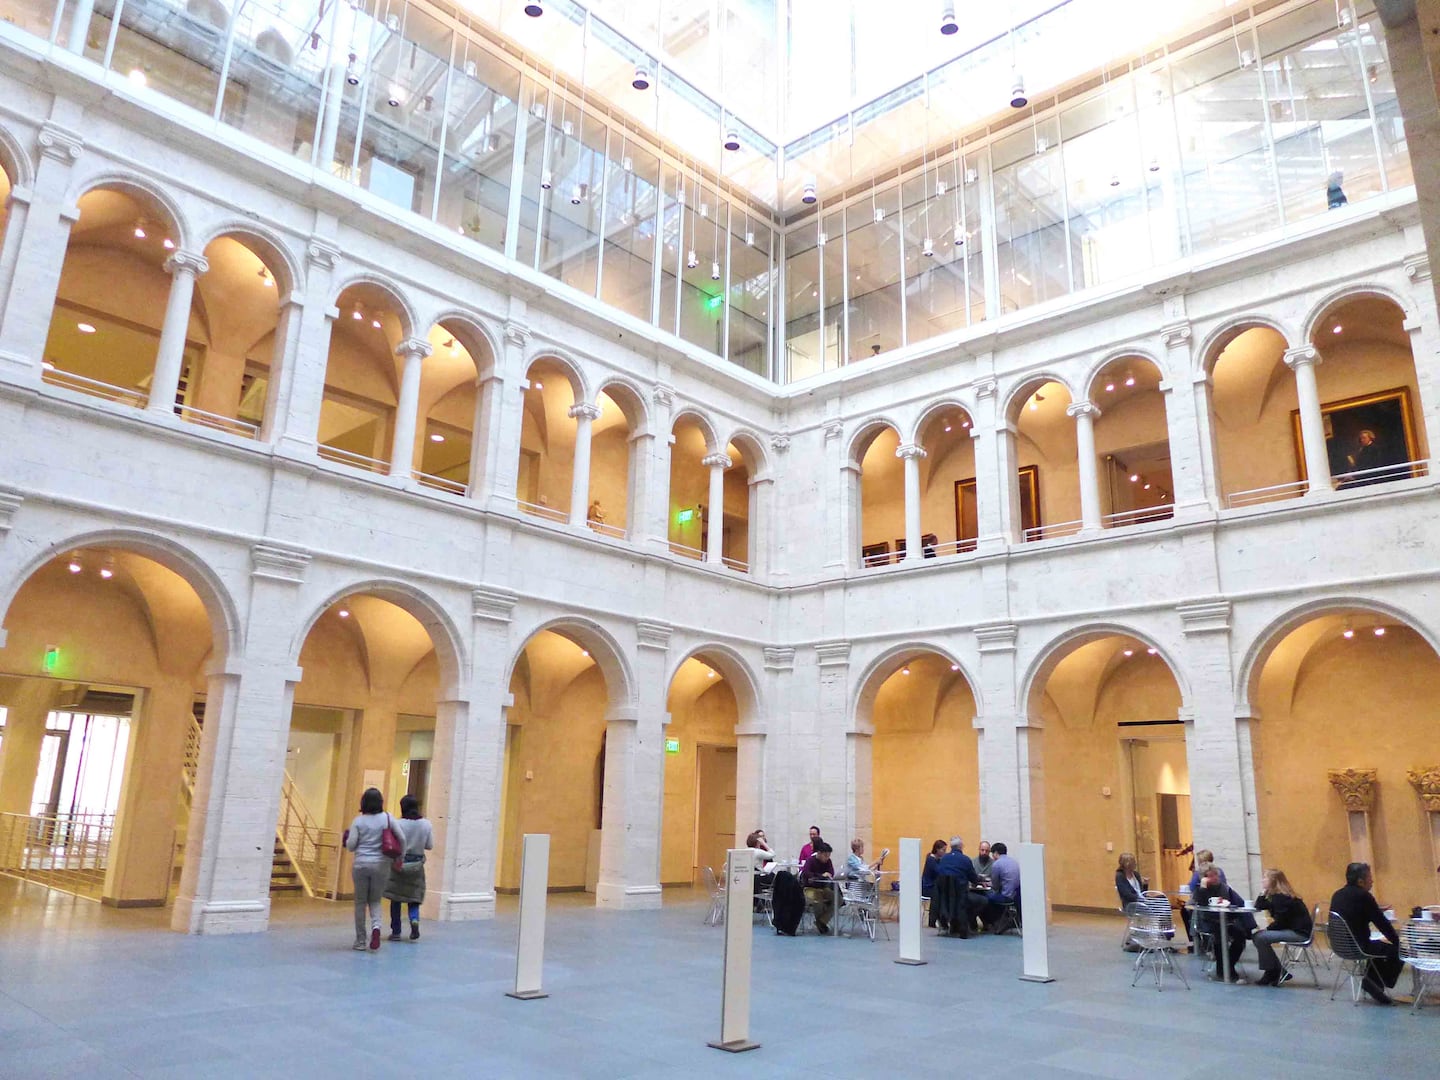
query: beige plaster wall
1014 386 1081 529
859 427 904 553
661 679 738 884
918 427 977 545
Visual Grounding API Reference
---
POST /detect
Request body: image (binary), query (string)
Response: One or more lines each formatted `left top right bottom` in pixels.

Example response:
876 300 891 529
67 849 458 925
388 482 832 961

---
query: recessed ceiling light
950 663 960 671
1146 647 1158 655
1374 627 1386 636
707 669 716 678
99 566 113 579
429 433 445 443
901 666 911 675
67 559 82 573
133 221 147 239
1129 474 1140 482
1123 648 1134 657
338 608 350 618
1105 382 1115 392
581 648 590 657
533 381 543 390
1332 324 1343 334
77 322 96 333
128 68 147 87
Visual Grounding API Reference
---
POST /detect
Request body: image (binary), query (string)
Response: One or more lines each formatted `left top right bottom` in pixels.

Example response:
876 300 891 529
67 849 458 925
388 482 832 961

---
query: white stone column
271 237 341 457
761 647 798 846
644 385 676 553
567 401 602 525
626 430 653 542
703 452 731 565
814 642 853 846
974 622 1029 842
474 320 529 510
0 185 33 325
969 378 1014 550
1283 345 1333 494
823 419 849 569
148 251 208 416
896 442 927 562
1067 400 1103 531
746 474 772 576
1401 258 1440 463
0 122 85 380
389 336 431 477
735 728 766 843
1157 322 1213 513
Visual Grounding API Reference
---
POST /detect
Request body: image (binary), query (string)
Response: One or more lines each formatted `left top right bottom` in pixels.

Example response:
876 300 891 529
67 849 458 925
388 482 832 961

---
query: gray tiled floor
0 877 1434 1079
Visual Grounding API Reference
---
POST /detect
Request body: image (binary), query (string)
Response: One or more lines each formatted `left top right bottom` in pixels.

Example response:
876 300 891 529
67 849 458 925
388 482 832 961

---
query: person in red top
797 824 821 864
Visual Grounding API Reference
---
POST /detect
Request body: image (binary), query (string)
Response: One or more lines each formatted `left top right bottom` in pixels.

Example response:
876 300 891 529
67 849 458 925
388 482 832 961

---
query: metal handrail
926 538 978 558
587 520 627 539
1022 519 1083 543
669 541 705 561
516 498 569 523
41 366 149 407
1225 479 1309 508
722 556 750 573
175 403 261 438
0 811 114 901
1104 506 1175 528
415 470 467 495
1332 459 1430 488
276 772 341 899
317 444 390 474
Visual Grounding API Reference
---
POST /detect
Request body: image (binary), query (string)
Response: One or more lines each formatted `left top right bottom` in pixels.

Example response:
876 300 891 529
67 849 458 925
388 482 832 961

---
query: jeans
1253 928 1306 973
390 900 420 934
352 862 389 942
803 886 835 930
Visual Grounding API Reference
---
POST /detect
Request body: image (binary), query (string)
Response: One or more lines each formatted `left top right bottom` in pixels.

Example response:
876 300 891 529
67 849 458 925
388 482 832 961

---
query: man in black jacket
1330 861 1402 1004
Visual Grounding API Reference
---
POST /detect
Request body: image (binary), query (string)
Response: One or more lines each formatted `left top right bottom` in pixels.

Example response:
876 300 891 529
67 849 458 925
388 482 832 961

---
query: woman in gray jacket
385 795 434 941
345 787 397 951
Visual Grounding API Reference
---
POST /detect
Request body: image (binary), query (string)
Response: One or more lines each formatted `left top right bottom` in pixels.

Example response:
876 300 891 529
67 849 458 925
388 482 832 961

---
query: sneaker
816 925 832 936
369 928 381 951
1276 971 1294 987
1256 971 1277 986
410 922 420 941
352 940 367 951
1233 976 1249 985
388 932 403 941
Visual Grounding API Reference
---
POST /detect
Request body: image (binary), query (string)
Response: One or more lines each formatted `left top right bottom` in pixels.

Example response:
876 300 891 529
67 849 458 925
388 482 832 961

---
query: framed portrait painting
1291 386 1418 489
955 465 1040 544
860 541 890 567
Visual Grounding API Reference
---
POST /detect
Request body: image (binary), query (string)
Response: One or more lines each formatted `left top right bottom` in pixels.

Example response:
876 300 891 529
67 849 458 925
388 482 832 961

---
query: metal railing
926 538 979 558
175 404 260 438
1022 519 1083 543
1225 479 1309 508
317 444 390 474
587 520 627 539
182 713 203 796
41 366 149 408
1332 459 1430 488
276 773 341 899
669 540 705 561
1104 506 1175 529
0 811 114 901
722 556 750 573
516 498 569 523
414 470 467 495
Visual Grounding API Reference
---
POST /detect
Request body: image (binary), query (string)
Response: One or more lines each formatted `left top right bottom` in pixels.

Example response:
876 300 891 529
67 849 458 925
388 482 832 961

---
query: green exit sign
676 508 694 524
664 737 680 754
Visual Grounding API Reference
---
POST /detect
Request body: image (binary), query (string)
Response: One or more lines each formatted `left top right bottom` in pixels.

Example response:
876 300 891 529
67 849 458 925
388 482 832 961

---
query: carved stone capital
1161 323 1192 350
823 420 844 441
815 641 851 668
305 238 340 270
1283 345 1321 371
568 402 602 422
702 452 733 470
770 431 792 453
1178 599 1231 636
651 383 675 408
975 622 1019 653
636 621 672 650
1404 253 1432 283
974 377 998 400
397 337 434 361
472 586 518 623
502 321 530 349
895 442 928 461
763 646 795 671
1408 766 1440 812
250 543 310 584
165 251 209 278
1328 768 1378 812
1065 400 1101 421
0 487 22 535
37 123 84 163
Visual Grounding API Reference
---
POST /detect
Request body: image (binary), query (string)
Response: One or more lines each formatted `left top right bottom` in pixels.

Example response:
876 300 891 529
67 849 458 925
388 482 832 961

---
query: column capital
0 487 22 536
396 337 433 361
164 251 209 277
702 452 732 469
1328 768 1378 812
974 376 999 399
1178 598 1231 635
472 586 519 622
770 431 792 453
823 419 844 441
1065 400 1101 420
502 320 530 349
636 621 673 650
305 238 341 270
975 622 1019 653
815 641 851 667
250 543 311 583
895 442 927 461
1407 766 1440 812
652 383 675 408
1404 253 1431 283
763 646 795 671
568 402 602 422
37 122 84 163
1283 345 1321 370
1160 322 1192 349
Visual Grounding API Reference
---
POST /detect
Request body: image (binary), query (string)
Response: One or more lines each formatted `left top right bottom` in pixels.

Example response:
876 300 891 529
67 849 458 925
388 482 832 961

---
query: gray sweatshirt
345 812 396 865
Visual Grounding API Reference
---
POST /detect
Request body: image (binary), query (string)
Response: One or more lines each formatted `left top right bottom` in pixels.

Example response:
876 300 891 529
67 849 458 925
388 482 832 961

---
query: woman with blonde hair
1253 867 1313 986
1115 852 1148 908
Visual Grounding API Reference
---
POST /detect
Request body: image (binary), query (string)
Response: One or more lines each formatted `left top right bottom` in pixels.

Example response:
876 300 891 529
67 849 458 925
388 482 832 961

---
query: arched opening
183 233 286 438
515 358 579 522
42 185 180 407
0 157 12 264
587 383 642 538
498 629 609 894
667 413 714 560
1089 356 1174 527
863 651 980 866
1207 324 1299 506
1307 296 1427 489
0 546 218 916
288 593 447 901
1011 379 1077 541
1029 632 1188 909
854 423 902 566
661 654 739 886
719 436 758 572
414 321 490 495
916 407 977 557
319 283 408 474
1249 606 1440 907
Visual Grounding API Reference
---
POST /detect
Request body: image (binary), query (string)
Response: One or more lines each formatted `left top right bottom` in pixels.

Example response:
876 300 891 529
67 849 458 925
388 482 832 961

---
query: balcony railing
722 556 750 573
1104 506 1176 529
587 520 627 540
415 470 467 495
0 811 115 901
175 403 260 438
517 499 569 523
669 540 705 561
41 366 148 407
1224 479 1310 509
317 444 390 474
1332 459 1430 488
1022 519 1083 543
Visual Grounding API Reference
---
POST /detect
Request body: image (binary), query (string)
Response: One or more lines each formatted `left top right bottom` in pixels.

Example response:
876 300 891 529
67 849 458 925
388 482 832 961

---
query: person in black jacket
1193 866 1252 980
1252 868 1313 986
921 839 947 897
1115 852 1148 907
1330 861 1402 1004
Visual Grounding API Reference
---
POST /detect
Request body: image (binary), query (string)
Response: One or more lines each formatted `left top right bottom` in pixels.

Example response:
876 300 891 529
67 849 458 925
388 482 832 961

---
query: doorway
1123 735 1192 893
693 744 736 882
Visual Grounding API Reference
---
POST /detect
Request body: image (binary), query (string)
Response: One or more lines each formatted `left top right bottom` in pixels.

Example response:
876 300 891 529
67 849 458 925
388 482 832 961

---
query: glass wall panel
728 211 772 377
676 182 726 355
903 158 973 346
436 46 520 252
217 0 327 163
1062 83 1152 290
785 220 822 381
656 164 683 334
992 117 1069 314
1261 4 1382 224
820 210 845 368
97 0 229 116
597 138 660 323
845 184 903 362
1172 39 1279 251
537 106 606 296
513 77 550 269
1350 5 1410 190
1137 68 1185 263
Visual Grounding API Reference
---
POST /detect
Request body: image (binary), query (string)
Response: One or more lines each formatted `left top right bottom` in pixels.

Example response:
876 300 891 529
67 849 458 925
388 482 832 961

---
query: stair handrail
276 772 341 899
181 712 203 796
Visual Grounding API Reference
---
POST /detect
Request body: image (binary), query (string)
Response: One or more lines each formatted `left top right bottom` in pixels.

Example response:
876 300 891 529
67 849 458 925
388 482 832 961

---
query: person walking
345 787 398 951
385 794 434 942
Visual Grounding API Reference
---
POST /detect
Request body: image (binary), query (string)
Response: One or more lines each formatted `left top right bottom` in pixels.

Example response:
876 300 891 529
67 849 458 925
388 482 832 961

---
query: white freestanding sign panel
1017 842 1054 983
895 837 926 965
707 849 759 1053
507 833 550 1000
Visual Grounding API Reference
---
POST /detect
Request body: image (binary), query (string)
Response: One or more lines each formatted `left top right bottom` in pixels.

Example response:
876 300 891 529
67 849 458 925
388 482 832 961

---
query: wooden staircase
270 840 303 894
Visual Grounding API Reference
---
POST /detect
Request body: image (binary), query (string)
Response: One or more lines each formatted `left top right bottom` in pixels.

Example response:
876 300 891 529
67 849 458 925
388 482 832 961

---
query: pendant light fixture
524 1 544 16
1008 28 1027 108
724 127 740 152
940 2 957 35
346 52 360 85
802 177 817 205
632 64 650 90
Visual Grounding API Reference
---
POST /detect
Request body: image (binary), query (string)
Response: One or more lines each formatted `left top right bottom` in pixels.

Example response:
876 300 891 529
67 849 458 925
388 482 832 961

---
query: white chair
1276 904 1323 987
837 877 887 941
1400 920 1440 1012
1327 913 1384 1004
702 865 726 926
1126 902 1189 991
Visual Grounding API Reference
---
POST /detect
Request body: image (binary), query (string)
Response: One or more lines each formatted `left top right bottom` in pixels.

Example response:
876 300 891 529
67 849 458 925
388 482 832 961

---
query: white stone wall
1 49 1438 929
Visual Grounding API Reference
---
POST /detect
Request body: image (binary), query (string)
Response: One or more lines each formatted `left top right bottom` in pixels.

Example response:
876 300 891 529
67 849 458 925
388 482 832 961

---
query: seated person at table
932 837 983 935
845 838 886 879
1115 852 1148 908
1186 849 1224 894
746 829 776 892
1330 860 1403 1004
800 841 837 935
798 825 822 865
921 839 948 898
981 842 1020 929
974 840 995 880
1252 868 1312 987
1193 865 1252 980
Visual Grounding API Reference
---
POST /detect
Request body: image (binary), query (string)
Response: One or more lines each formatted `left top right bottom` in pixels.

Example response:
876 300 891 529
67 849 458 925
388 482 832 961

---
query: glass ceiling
456 0 1255 212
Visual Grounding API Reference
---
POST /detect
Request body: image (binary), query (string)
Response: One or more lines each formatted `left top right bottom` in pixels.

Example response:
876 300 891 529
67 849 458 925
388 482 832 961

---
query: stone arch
846 416 903 466
69 171 193 252
329 273 419 340
911 398 975 445
670 406 720 452
1235 595 1440 715
523 347 590 405
852 641 980 734
1003 371 1077 424
1300 283 1412 345
196 221 303 297
0 121 35 190
665 643 762 730
1082 350 1167 402
0 527 240 663
1196 315 1297 375
507 615 636 712
1020 622 1188 719
291 578 467 698
722 428 769 479
426 308 501 376
595 376 651 436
